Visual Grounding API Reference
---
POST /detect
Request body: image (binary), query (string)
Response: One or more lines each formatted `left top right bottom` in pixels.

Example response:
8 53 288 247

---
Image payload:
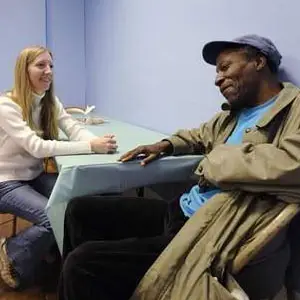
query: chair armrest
231 203 300 274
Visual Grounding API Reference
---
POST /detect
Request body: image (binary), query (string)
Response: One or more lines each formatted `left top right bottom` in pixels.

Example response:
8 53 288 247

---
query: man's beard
227 87 258 111
228 97 247 111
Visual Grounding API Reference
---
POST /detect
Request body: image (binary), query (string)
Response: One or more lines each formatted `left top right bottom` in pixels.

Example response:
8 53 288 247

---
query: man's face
215 48 260 108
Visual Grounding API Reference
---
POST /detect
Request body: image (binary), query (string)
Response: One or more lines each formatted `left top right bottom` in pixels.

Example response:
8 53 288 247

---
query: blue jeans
0 173 57 286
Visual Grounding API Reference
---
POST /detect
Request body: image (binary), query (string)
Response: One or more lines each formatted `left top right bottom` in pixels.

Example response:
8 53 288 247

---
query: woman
0 46 117 289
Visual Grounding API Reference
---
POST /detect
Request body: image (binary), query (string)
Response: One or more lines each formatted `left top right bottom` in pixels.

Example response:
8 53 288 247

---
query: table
45 118 203 252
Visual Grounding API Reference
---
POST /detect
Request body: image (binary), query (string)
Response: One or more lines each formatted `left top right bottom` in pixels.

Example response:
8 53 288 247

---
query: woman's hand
90 134 118 154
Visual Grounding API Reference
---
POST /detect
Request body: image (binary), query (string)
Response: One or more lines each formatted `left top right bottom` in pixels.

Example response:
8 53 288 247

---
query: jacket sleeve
166 112 223 155
199 131 300 195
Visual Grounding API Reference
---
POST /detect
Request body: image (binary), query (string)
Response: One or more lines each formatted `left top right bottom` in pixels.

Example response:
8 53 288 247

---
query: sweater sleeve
56 97 97 141
0 96 92 158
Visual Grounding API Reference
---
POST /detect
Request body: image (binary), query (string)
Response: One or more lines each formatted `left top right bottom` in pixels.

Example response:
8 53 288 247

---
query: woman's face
28 51 53 95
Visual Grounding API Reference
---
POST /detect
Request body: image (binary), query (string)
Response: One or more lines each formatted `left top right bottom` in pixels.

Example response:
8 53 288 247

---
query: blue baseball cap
202 34 282 71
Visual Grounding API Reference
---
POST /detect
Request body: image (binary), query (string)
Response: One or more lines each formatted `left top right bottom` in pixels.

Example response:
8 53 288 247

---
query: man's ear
255 55 267 71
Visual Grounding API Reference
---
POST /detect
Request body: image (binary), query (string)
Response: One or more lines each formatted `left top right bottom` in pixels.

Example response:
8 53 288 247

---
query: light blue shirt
180 97 277 217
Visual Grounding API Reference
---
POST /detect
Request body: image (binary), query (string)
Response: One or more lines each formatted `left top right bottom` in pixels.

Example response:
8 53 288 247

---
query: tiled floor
0 215 58 300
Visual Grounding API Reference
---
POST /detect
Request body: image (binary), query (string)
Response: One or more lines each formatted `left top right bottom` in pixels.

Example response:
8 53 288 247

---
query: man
58 35 300 299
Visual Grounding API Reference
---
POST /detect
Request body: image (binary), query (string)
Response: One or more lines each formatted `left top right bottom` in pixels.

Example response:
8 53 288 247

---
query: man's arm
166 112 223 155
119 112 225 165
199 132 300 195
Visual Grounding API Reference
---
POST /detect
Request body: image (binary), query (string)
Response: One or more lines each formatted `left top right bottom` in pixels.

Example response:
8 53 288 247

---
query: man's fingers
119 150 138 162
140 153 158 166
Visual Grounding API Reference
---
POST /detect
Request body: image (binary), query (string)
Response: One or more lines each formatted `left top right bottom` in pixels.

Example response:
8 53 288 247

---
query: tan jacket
131 83 300 300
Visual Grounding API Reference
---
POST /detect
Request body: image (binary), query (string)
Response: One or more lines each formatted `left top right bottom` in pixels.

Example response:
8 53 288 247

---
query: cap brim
202 41 245 65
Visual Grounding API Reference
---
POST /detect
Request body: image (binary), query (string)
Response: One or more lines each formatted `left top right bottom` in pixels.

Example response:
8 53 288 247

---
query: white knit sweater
0 93 96 182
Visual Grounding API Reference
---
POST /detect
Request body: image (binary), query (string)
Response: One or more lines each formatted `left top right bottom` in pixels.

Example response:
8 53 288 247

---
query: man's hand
90 134 118 154
119 140 172 166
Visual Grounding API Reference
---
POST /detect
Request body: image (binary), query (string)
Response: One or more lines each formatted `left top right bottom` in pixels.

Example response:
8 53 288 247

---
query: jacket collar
256 82 300 128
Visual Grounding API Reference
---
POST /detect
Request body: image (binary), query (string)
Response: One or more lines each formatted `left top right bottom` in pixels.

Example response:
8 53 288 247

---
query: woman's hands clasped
90 134 118 154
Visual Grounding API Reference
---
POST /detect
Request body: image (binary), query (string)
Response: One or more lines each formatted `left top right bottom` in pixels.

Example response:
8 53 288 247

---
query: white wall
1 1 299 122
85 0 300 134
46 0 86 106
0 0 86 107
0 0 45 92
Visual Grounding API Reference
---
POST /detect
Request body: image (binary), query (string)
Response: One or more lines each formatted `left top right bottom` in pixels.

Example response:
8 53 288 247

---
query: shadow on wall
278 56 300 86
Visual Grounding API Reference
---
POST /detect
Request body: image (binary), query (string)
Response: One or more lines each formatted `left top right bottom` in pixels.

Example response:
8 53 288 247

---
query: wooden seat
232 203 300 274
0 213 17 237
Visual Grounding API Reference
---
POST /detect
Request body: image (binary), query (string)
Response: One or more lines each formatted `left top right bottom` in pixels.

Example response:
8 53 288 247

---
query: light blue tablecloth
45 118 202 252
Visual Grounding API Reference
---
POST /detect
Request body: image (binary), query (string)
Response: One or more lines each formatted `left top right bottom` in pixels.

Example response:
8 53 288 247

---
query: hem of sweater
0 170 44 183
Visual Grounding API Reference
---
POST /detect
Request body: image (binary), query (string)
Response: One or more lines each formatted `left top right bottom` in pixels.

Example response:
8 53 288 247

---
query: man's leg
285 213 300 300
59 235 170 300
235 228 290 299
60 195 173 300
62 195 169 258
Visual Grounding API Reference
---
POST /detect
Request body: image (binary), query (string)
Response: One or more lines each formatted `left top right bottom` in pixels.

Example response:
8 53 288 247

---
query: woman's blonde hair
9 46 59 140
